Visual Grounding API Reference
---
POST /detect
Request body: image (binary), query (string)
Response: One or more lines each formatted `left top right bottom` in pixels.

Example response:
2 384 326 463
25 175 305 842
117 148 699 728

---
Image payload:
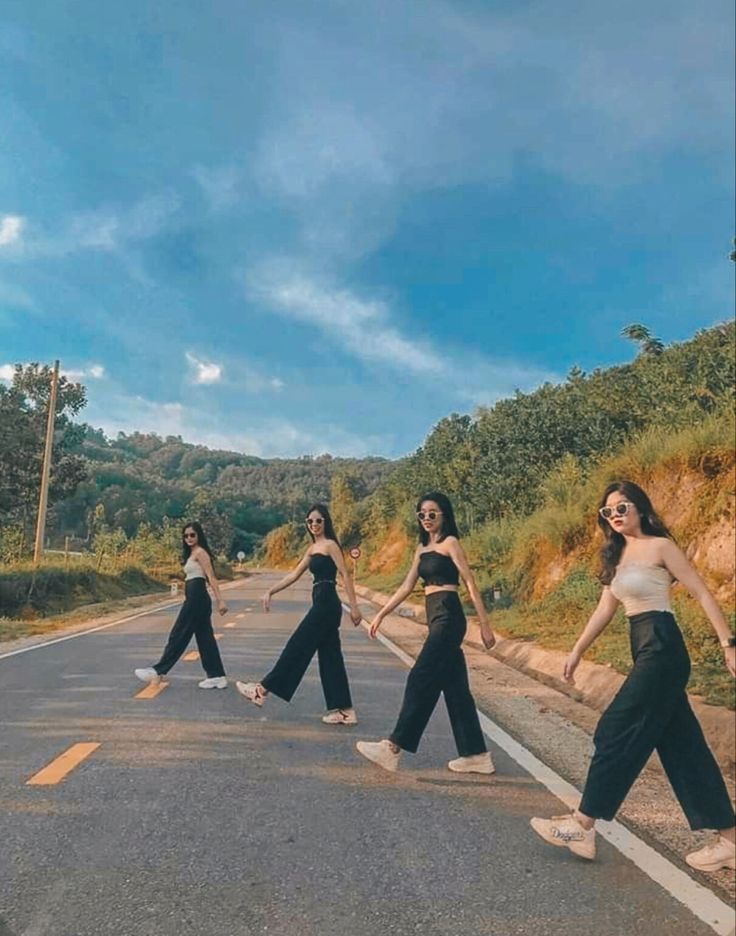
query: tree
0 364 88 532
621 323 665 357
330 471 366 545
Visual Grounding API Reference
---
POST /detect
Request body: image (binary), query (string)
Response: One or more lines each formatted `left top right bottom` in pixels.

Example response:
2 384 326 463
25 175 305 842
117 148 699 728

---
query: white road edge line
348 606 734 936
0 579 244 662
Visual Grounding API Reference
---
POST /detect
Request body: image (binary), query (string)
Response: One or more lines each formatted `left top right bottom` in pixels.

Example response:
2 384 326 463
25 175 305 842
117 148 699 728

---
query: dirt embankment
528 461 735 606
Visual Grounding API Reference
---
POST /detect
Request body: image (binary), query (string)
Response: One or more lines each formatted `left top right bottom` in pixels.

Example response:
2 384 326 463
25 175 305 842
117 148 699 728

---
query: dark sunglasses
599 502 635 520
306 517 324 526
183 532 198 540
416 510 442 521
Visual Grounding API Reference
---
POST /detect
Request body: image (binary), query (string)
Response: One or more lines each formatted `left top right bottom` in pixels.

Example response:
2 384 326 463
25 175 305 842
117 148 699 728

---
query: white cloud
0 215 24 247
249 265 444 376
185 352 223 385
248 262 558 405
0 362 111 387
6 193 180 260
63 364 106 381
87 395 188 440
83 390 388 458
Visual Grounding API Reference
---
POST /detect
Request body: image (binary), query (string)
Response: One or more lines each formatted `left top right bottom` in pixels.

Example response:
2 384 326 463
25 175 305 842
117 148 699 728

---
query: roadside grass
0 591 172 644
0 556 235 633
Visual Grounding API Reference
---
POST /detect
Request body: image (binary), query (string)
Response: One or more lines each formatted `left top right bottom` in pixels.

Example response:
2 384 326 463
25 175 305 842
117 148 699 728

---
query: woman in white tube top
134 521 229 690
531 480 735 871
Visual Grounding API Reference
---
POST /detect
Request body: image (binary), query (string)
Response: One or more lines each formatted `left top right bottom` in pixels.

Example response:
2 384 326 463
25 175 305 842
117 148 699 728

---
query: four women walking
132 481 735 873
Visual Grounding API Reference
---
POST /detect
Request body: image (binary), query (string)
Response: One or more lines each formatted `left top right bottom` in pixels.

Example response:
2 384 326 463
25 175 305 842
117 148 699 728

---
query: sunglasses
183 532 198 539
416 510 442 521
599 502 636 520
306 517 324 526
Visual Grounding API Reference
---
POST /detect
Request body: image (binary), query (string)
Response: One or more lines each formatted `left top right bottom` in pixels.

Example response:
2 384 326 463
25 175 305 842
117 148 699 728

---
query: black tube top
418 550 459 587
309 553 337 582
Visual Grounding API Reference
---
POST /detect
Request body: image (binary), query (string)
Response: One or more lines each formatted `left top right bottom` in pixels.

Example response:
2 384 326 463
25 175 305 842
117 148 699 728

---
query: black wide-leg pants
580 610 734 829
261 583 352 711
390 590 487 757
153 578 226 678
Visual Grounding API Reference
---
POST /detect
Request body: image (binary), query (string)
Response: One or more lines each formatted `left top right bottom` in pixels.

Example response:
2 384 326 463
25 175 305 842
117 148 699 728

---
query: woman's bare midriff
424 584 459 597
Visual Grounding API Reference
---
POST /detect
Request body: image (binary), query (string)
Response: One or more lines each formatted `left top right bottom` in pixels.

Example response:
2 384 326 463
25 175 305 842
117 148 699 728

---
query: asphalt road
0 574 729 936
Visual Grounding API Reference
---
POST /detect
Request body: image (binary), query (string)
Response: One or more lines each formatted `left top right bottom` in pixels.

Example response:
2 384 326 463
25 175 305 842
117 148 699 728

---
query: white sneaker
448 752 495 774
686 836 736 872
134 667 161 685
356 739 401 773
530 815 597 860
198 676 228 689
235 681 266 707
322 708 358 725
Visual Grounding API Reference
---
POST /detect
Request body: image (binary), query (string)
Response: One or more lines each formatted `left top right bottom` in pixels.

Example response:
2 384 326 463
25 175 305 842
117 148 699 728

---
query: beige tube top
610 563 673 616
184 555 206 581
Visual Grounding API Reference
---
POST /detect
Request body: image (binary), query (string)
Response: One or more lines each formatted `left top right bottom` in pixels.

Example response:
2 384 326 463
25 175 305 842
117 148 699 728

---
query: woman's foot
134 667 161 685
198 676 228 689
529 815 597 860
322 708 358 725
235 681 267 706
448 752 495 774
686 836 736 871
355 739 401 772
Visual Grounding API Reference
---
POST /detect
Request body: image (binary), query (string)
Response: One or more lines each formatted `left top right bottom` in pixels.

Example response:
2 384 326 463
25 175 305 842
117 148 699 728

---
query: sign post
349 546 361 583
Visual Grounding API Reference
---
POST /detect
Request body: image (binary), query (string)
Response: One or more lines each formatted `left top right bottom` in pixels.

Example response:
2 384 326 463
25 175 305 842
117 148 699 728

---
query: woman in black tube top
356 491 496 773
236 504 363 725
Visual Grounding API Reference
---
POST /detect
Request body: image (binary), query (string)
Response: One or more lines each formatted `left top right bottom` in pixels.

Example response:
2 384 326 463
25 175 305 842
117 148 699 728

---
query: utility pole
33 360 60 566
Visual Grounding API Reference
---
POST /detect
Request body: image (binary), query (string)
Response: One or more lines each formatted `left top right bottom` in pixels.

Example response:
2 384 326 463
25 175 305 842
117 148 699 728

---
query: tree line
0 370 393 561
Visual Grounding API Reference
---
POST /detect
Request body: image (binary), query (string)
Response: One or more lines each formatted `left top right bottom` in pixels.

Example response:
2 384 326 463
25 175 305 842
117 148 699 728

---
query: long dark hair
416 491 460 546
306 503 341 548
598 480 672 584
181 521 215 563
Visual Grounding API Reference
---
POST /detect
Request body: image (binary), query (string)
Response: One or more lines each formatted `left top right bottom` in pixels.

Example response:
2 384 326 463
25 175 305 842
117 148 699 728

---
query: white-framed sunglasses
599 501 636 520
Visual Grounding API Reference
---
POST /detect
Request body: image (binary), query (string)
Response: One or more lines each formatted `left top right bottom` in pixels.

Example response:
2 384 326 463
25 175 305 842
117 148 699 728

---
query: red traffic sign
349 547 361 560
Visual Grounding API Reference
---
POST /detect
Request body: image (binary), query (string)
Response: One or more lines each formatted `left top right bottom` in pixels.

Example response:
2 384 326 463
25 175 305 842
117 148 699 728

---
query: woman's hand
369 615 384 639
350 607 362 627
480 622 496 650
563 649 582 684
724 646 736 678
262 591 272 613
217 600 228 616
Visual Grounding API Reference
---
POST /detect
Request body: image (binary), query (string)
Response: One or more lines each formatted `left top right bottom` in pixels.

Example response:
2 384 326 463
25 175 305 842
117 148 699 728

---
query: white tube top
610 563 673 616
184 555 206 581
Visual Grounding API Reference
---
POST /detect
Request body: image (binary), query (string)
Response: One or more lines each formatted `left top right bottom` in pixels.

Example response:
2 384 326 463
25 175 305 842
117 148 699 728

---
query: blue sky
1 0 733 458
